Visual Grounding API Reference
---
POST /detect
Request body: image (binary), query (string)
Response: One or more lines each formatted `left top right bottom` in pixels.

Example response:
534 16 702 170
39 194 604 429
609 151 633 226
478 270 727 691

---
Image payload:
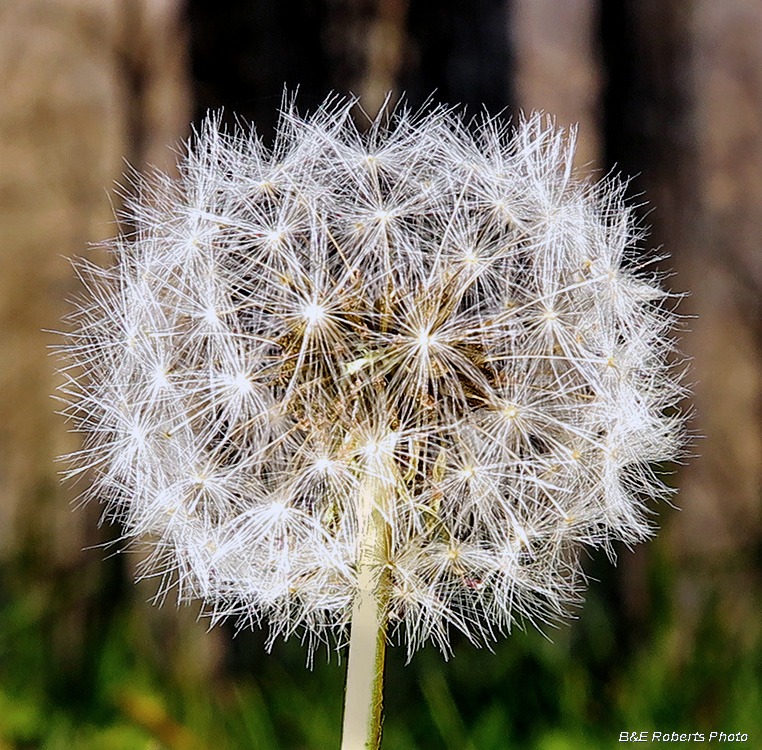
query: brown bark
672 0 762 639
618 0 762 640
0 0 126 562
0 0 221 680
323 0 410 117
509 0 602 169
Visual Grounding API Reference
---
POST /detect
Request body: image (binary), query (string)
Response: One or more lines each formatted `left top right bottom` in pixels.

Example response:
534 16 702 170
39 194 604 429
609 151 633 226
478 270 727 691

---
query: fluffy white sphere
60 97 684 656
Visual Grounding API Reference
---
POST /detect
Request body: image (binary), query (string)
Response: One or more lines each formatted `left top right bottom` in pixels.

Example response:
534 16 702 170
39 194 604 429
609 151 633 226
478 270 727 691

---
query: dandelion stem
340 473 391 750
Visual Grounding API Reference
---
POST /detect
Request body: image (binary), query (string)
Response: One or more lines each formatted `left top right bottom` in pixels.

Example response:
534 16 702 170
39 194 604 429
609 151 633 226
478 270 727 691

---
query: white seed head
58 96 686 657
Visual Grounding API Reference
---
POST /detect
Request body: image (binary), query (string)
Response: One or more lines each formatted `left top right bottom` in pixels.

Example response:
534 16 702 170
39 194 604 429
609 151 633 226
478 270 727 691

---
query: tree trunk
0 0 221 682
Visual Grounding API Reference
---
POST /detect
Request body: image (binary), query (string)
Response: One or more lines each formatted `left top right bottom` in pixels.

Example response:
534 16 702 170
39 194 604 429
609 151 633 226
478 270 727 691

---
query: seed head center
416 328 436 351
303 302 326 328
233 371 252 393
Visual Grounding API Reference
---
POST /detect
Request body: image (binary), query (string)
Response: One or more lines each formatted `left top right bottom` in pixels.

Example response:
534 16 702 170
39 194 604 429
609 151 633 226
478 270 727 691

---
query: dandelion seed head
58 95 687 658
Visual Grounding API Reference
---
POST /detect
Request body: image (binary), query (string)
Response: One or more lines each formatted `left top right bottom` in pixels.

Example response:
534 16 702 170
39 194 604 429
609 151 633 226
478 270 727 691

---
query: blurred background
1 1 761 748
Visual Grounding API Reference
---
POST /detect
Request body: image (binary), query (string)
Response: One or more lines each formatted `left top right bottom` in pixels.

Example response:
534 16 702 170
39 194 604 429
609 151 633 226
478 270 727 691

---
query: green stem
340 475 391 750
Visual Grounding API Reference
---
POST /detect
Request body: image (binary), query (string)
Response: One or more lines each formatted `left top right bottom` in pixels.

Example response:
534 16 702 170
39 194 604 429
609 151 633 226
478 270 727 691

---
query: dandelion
58 95 685 749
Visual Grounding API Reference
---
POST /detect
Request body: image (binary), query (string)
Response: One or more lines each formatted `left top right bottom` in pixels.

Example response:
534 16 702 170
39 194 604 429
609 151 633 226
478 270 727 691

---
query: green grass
1 543 760 749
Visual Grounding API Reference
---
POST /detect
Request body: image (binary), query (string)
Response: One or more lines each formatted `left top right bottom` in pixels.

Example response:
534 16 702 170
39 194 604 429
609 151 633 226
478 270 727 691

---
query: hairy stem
340 473 391 750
